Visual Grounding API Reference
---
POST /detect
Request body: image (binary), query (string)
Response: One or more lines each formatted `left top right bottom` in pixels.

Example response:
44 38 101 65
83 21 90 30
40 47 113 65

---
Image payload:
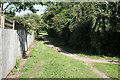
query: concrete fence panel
0 29 35 79
2 29 17 78
0 30 2 79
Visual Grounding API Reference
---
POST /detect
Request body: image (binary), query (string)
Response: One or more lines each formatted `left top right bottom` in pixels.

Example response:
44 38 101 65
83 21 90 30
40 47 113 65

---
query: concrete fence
0 29 35 79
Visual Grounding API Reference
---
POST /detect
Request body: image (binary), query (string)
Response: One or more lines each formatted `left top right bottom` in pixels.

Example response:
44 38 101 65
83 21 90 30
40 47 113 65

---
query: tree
41 2 120 56
0 2 43 16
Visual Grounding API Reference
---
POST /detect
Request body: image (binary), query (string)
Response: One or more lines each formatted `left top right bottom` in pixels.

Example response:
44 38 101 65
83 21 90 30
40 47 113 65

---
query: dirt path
40 35 118 80
40 35 119 64
7 35 118 79
84 62 113 80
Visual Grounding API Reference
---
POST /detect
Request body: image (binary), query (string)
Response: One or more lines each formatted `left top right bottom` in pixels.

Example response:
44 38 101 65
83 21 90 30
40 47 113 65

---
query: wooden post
0 5 1 28
13 20 15 30
0 8 2 14
0 2 2 14
0 2 2 29
1 14 5 29
0 14 2 28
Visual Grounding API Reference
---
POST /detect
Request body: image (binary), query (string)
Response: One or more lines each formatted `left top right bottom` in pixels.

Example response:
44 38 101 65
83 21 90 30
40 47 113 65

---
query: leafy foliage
14 14 42 36
42 2 120 57
0 2 44 16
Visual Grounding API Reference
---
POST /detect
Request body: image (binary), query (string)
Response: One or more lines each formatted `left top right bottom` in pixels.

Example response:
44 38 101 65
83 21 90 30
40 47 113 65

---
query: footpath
40 35 119 80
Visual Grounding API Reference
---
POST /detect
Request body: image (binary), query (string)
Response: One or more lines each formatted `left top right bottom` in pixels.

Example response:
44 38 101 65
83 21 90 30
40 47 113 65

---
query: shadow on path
40 34 119 64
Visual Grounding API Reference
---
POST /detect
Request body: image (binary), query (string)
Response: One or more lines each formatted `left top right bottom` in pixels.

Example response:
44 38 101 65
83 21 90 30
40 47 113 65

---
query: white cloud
15 10 32 16
36 10 44 15
15 5 47 16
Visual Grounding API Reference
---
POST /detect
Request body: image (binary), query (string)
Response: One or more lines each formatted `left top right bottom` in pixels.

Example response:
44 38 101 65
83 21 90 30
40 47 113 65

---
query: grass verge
19 37 101 78
11 59 20 74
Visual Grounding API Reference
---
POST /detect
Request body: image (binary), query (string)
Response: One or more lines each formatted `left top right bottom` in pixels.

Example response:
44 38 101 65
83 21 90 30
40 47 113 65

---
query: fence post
13 20 15 30
0 7 2 14
1 14 5 29
0 14 2 28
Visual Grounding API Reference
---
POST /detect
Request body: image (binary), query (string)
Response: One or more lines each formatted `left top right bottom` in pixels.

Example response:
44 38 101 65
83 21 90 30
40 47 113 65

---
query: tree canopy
41 2 120 57
0 2 43 16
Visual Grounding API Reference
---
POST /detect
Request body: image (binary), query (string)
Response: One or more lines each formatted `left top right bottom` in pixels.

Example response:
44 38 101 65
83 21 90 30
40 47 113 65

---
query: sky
15 5 47 16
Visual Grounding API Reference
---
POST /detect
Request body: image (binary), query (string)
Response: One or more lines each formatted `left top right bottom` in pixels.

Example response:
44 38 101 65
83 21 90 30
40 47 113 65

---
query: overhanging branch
3 2 12 11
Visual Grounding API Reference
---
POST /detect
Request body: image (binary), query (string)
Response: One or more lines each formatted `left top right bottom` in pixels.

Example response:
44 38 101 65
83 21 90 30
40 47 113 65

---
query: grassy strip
11 59 20 74
93 63 119 79
19 37 101 78
42 33 119 60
